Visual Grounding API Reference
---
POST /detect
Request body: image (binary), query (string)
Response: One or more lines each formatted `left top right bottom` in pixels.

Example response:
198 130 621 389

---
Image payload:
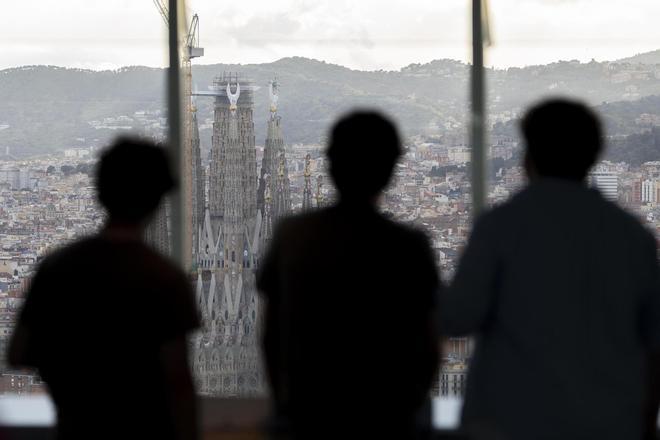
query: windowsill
0 395 463 430
5 394 656 438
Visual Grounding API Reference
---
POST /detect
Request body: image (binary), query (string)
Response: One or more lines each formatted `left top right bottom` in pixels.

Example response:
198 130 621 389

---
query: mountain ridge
1 56 659 160
5 46 659 78
615 49 660 65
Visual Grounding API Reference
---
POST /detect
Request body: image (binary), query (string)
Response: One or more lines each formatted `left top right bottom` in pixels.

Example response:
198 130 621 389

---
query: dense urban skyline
1 5 660 396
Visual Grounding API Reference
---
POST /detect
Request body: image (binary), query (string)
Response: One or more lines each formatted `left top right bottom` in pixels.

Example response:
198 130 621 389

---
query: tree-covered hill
0 55 659 159
615 50 660 65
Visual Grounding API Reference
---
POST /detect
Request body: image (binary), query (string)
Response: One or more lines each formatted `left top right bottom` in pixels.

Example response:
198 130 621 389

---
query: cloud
227 13 303 46
1 0 659 70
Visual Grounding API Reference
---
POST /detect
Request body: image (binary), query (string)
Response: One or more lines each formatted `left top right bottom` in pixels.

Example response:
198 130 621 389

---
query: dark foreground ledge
0 396 467 440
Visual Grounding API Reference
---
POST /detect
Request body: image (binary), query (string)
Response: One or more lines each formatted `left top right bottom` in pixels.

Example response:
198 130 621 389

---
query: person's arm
641 235 660 440
440 213 499 336
7 323 33 368
155 267 201 440
417 232 442 397
418 308 440 403
7 262 50 369
262 295 284 406
644 351 660 440
160 336 199 440
256 227 286 408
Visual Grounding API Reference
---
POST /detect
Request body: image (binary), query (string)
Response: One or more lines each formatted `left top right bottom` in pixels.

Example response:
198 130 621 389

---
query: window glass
487 0 660 235
0 1 169 395
185 0 471 398
442 2 660 406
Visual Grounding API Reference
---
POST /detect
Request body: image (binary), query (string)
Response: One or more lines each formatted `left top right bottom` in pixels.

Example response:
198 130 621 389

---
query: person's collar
101 220 144 241
527 176 589 192
336 197 378 213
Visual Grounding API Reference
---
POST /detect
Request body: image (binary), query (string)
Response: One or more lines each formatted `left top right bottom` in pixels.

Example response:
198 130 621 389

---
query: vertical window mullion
168 0 183 267
471 0 487 216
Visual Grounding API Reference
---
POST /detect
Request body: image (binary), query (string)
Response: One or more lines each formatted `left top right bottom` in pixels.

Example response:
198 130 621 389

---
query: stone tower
141 138 172 257
315 175 325 209
257 80 291 224
261 176 274 250
144 194 170 256
272 152 291 223
302 154 314 211
193 73 264 396
191 108 205 259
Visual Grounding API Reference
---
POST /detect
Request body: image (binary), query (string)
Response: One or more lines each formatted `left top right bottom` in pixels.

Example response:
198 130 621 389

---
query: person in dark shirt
441 99 660 440
258 111 440 439
8 137 200 440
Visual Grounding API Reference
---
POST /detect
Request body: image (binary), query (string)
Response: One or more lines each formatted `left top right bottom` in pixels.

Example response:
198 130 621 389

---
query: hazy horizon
2 47 659 74
2 0 660 71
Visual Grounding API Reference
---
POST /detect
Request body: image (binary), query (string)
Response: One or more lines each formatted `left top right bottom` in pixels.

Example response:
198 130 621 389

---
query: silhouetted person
8 137 200 440
441 99 660 440
258 111 440 439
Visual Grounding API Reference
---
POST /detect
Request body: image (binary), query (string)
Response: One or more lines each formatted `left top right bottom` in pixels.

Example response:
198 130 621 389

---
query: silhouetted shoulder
44 235 185 279
23 235 198 343
274 205 432 249
271 207 334 235
492 180 653 241
386 218 436 252
588 192 657 245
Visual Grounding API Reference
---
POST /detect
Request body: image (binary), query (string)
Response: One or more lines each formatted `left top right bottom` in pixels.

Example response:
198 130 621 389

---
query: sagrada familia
187 73 318 396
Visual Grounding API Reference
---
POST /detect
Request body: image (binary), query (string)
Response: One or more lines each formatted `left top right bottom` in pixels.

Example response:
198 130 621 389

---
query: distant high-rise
194 73 263 396
590 170 619 202
642 179 658 203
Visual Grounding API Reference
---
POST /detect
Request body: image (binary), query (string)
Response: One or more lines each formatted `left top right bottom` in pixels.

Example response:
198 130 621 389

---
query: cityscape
0 53 659 398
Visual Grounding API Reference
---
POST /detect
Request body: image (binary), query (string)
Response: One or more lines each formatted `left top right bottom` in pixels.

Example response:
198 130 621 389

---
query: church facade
192 74 291 396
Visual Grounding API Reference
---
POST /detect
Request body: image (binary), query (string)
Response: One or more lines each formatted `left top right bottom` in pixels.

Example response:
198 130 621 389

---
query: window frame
165 0 488 267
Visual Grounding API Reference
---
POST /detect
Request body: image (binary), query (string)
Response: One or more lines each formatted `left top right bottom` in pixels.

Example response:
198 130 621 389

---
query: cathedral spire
257 79 291 233
315 175 324 209
191 104 205 261
269 78 279 117
195 73 262 397
262 174 273 246
302 154 313 211
273 151 291 223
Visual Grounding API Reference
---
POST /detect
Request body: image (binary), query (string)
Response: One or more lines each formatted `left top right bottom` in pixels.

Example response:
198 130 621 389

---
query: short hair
521 99 603 180
327 111 402 200
96 137 175 222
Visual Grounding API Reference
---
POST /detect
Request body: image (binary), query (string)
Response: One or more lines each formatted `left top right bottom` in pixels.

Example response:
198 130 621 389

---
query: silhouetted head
521 99 603 181
96 137 176 224
327 111 402 203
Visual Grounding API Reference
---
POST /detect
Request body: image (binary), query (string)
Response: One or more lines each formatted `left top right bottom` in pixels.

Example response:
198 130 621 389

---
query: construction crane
153 0 204 269
152 0 169 25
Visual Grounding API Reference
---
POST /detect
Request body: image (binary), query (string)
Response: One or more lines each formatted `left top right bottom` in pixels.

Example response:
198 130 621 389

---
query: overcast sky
1 0 659 71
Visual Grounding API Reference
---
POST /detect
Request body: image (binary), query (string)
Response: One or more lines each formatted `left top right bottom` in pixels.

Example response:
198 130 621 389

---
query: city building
590 170 619 202
642 179 660 204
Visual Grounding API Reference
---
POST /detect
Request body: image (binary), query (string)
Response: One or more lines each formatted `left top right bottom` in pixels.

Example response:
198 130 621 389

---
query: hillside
0 66 166 156
615 49 660 65
1 56 660 158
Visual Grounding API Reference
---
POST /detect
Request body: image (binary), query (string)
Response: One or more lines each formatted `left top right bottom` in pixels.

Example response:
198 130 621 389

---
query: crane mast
153 1 204 269
152 0 169 25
